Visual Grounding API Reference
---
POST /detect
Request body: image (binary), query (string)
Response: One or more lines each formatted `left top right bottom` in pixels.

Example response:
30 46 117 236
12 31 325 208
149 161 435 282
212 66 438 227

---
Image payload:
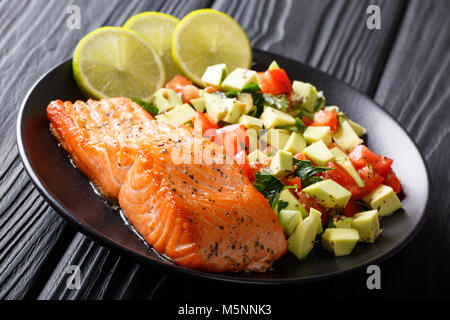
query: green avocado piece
283 132 307 154
277 189 308 218
237 92 254 114
302 140 335 166
268 60 281 70
247 150 267 163
152 88 182 113
201 63 228 87
270 150 293 178
329 147 365 187
222 100 245 123
190 97 205 112
155 104 197 125
362 185 402 217
260 128 291 150
221 68 258 91
246 128 260 153
333 217 353 228
303 126 332 145
347 119 366 137
291 81 318 113
260 107 296 129
333 120 363 152
204 93 228 122
351 210 381 243
288 208 321 260
303 179 352 209
238 115 264 129
278 210 302 236
321 228 359 257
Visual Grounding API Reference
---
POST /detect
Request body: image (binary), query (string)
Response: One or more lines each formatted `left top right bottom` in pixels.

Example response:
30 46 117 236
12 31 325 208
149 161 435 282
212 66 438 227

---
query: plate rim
16 49 432 285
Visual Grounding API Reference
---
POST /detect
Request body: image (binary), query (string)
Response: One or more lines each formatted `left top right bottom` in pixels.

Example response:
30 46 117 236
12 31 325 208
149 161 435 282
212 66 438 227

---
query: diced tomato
256 69 292 95
355 165 384 199
282 177 302 191
349 145 393 176
256 72 271 93
384 168 402 194
247 158 271 182
212 124 248 156
343 200 361 217
301 116 313 126
235 150 250 179
165 75 192 91
194 112 218 136
311 110 339 133
204 85 219 93
293 152 308 160
297 191 330 226
323 162 361 197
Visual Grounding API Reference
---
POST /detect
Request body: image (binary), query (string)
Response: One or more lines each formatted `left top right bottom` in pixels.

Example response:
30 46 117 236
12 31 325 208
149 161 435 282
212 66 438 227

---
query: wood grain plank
0 0 211 300
211 0 407 94
373 0 450 297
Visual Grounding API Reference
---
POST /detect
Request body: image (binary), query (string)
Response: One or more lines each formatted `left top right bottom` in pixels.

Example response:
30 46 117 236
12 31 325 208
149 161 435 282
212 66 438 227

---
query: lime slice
172 9 252 86
73 27 165 101
124 12 181 81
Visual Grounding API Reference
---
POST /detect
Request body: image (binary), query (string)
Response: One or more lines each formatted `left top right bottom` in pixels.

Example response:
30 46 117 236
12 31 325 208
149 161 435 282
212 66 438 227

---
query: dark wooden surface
0 0 448 300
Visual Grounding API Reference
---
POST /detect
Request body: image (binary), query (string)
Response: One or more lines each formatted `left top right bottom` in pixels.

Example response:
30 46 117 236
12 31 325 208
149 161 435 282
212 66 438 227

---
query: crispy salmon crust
47 98 287 272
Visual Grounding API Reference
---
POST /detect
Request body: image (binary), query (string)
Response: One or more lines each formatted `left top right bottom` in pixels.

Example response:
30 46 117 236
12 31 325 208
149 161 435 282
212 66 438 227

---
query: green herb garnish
290 158 333 187
280 117 306 132
131 98 159 116
253 170 296 212
262 94 290 110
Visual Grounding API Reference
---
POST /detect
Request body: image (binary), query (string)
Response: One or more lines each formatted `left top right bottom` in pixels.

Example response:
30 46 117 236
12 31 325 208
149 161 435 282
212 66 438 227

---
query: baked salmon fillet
47 97 287 272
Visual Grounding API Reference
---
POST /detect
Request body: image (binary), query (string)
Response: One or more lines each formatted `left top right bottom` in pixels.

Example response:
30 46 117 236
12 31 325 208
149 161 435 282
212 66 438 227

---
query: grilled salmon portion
47 98 287 272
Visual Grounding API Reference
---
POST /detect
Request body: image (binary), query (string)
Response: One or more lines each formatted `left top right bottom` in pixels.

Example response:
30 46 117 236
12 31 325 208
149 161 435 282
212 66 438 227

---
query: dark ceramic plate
17 50 430 284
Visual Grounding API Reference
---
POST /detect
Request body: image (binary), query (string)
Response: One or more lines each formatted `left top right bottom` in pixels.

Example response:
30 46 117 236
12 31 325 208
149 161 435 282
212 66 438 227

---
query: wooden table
1 0 448 300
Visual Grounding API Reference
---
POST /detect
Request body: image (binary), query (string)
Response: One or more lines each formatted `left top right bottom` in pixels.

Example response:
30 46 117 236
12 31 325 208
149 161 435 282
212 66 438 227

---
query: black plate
17 50 431 284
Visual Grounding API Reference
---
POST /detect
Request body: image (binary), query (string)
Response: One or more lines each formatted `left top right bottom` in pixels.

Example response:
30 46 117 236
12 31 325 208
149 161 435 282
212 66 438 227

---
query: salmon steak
47 97 287 272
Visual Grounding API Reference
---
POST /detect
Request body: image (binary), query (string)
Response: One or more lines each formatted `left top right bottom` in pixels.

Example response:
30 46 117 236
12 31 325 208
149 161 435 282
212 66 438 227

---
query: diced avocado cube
222 100 245 123
152 88 182 113
270 150 293 178
329 147 365 187
303 126 332 145
238 115 264 129
268 60 281 70
201 63 228 87
351 210 381 243
333 120 363 152
288 208 321 260
324 105 340 112
204 93 228 122
260 128 291 150
246 128 259 153
291 81 318 113
310 208 324 234
283 132 307 154
237 93 254 114
347 119 366 137
260 107 296 129
221 68 258 91
303 140 334 166
278 210 302 236
190 97 205 112
303 179 352 209
362 185 402 217
248 150 267 163
321 228 359 257
333 217 353 228
277 189 308 218
155 104 197 125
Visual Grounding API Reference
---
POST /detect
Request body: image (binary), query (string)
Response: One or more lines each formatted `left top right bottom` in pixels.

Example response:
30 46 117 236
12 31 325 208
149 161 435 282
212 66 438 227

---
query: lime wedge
73 27 165 101
172 9 252 86
124 12 181 81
